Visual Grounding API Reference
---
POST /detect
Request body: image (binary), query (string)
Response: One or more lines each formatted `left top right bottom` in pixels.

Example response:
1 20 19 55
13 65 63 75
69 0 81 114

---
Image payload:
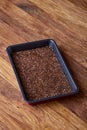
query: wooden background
0 0 87 129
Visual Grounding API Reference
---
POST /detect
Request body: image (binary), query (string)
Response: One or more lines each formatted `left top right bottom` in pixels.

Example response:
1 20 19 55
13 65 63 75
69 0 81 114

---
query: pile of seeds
13 46 72 100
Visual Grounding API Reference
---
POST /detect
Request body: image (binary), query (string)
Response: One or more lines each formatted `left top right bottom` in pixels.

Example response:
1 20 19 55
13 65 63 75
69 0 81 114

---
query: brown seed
12 46 72 100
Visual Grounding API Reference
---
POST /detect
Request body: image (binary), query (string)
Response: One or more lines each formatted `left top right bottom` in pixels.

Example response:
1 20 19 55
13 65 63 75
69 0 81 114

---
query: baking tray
6 39 79 104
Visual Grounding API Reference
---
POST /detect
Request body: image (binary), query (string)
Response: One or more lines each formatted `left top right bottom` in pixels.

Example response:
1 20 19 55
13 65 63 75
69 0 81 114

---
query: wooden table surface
0 0 87 130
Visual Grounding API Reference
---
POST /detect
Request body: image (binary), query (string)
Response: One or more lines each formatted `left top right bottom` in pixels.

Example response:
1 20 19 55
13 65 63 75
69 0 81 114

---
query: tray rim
6 39 79 104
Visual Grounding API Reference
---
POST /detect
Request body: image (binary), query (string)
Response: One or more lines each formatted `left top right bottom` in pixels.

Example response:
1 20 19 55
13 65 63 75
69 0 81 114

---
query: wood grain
0 0 87 129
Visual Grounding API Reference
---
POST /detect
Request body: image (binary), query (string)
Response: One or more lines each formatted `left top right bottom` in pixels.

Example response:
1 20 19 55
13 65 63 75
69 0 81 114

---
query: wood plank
0 0 87 129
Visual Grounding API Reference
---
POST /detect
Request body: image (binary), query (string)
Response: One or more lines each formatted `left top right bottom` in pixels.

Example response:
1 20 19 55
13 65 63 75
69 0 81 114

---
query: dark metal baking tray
6 39 79 104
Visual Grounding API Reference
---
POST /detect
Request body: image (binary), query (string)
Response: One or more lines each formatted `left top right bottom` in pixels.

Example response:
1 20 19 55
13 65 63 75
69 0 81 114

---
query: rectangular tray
6 39 79 104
